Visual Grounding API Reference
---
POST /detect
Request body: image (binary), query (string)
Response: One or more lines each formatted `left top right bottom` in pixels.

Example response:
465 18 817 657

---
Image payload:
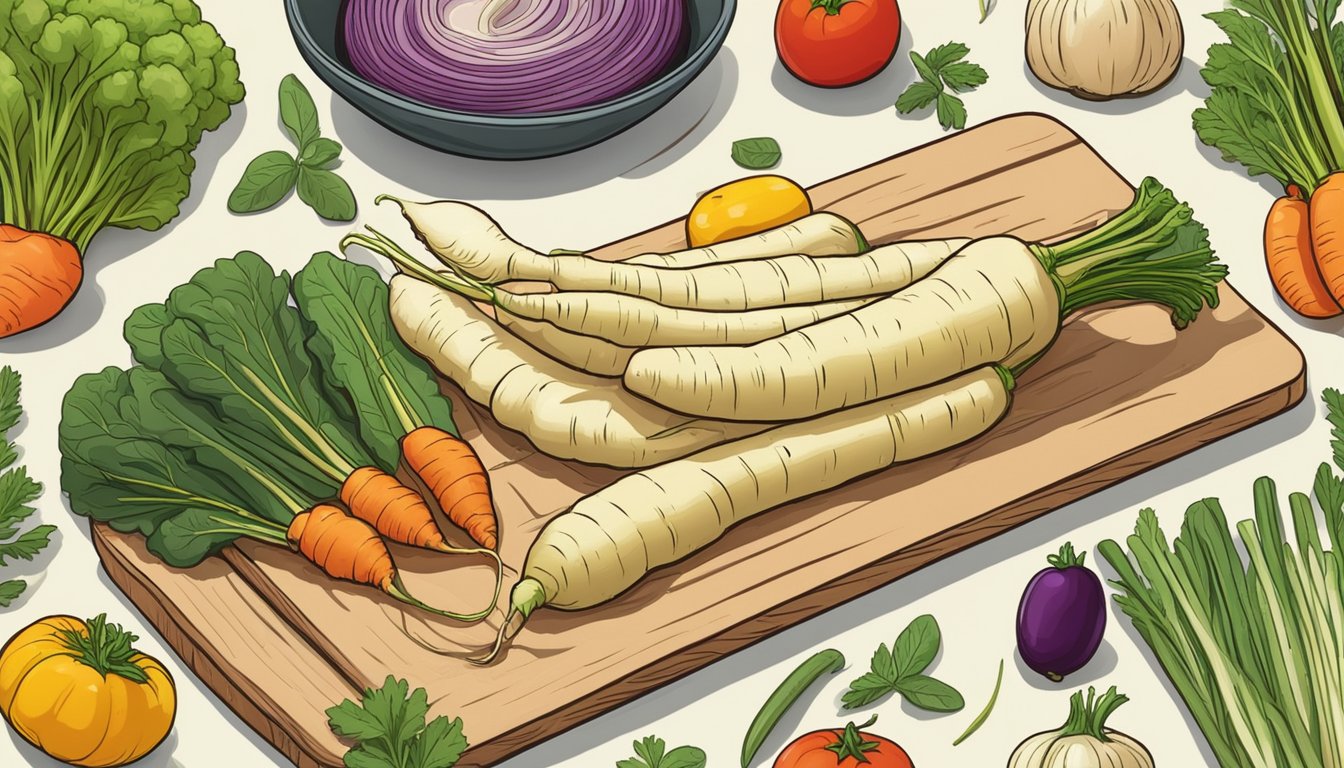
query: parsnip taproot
625 179 1227 422
348 229 957 347
382 196 867 278
497 312 634 377
388 276 769 467
476 366 1014 661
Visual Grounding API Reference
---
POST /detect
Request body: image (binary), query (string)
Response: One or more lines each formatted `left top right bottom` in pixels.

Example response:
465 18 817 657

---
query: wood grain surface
92 113 1306 767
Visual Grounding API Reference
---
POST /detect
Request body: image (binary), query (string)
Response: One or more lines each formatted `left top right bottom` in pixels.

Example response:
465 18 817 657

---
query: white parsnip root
388 276 768 467
496 313 634 377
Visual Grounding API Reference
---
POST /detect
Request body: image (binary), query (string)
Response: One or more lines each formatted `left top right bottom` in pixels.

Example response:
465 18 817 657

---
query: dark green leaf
0 579 25 607
0 465 41 536
893 614 941 679
633 736 664 766
0 366 20 438
940 61 989 92
1324 388 1344 474
279 74 321 149
146 509 252 567
343 749 398 768
910 50 940 85
895 81 941 114
228 151 298 214
327 698 390 743
410 716 468 768
124 303 171 368
300 137 343 169
0 524 54 566
936 92 968 130
293 252 457 470
731 137 782 170
925 42 971 71
659 746 706 768
298 167 358 221
869 642 897 681
841 671 897 709
894 675 965 712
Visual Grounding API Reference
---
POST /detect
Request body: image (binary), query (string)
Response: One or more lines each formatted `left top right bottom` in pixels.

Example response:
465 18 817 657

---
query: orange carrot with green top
401 427 498 550
0 226 83 338
1266 187 1342 318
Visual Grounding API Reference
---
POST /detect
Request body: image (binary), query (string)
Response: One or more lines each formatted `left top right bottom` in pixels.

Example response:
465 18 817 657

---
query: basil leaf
731 137 782 170
892 614 941 679
659 746 707 768
297 167 357 222
228 151 297 214
300 137 343 169
894 675 966 712
279 74 321 149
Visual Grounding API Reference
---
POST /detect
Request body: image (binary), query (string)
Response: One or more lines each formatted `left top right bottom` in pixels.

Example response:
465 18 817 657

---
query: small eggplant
1016 542 1105 682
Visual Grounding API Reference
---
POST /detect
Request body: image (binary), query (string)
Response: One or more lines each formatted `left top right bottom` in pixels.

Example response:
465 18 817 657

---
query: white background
1 1 1339 766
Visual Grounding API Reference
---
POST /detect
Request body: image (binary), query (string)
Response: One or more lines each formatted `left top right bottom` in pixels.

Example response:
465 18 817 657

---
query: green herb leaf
300 137 343 169
892 614 941 679
893 674 965 712
659 747 707 768
940 61 989 92
895 81 942 114
279 74 321 149
0 367 20 438
327 677 467 768
925 42 971 71
0 466 41 537
731 138 782 170
869 642 897 681
228 151 298 214
936 92 968 131
910 50 940 86
1325 388 1344 473
409 716 469 768
123 303 172 369
297 167 358 222
0 579 25 607
620 735 705 768
841 671 898 709
0 524 55 566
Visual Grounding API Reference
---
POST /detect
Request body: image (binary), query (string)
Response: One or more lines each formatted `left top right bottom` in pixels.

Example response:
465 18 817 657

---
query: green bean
953 658 1004 746
740 648 846 767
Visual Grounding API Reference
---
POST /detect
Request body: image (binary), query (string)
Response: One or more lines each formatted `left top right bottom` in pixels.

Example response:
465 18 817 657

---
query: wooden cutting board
91 113 1306 768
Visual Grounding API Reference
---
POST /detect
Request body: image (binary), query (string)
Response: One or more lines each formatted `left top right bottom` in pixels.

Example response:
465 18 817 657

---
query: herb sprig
230 75 357 221
842 614 965 712
616 735 706 768
0 366 54 607
896 43 989 131
327 676 468 768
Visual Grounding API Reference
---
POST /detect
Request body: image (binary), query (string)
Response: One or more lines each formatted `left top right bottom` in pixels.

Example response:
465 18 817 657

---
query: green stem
1046 542 1086 569
341 230 495 304
57 614 153 684
809 0 856 14
1281 2 1344 174
1057 686 1128 741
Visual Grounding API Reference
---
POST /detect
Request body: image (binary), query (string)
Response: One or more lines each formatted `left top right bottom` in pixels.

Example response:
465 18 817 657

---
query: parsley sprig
896 43 989 131
841 614 965 712
616 735 706 768
0 366 55 608
327 677 468 768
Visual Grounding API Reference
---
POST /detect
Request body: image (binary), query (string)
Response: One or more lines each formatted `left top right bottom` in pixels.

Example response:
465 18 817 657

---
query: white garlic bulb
1026 0 1184 100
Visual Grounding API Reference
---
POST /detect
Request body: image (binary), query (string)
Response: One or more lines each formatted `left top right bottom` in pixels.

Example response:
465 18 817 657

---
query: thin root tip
374 194 405 209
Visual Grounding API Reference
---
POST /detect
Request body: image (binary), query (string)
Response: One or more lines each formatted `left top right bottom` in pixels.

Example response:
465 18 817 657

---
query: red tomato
775 0 902 88
774 717 914 768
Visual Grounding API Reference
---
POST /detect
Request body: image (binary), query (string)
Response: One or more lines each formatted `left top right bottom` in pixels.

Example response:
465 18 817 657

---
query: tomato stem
809 0 858 14
58 614 151 683
825 714 882 762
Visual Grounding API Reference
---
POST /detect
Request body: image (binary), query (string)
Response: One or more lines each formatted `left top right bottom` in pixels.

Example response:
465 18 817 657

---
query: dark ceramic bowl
284 0 736 160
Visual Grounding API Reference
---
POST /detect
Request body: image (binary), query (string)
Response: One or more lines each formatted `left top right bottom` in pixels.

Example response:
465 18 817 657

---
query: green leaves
327 676 468 768
617 736 706 768
293 252 457 470
842 614 965 712
229 74 357 221
896 42 988 131
731 137 782 170
0 366 53 608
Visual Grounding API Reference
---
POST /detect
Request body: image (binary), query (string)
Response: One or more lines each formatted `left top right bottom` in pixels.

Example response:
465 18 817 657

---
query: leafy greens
326 676 468 768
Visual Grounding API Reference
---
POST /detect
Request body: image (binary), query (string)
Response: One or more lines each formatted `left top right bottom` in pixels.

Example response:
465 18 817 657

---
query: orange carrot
1311 173 1344 309
286 504 494 621
0 225 82 338
401 427 498 550
1267 187 1342 318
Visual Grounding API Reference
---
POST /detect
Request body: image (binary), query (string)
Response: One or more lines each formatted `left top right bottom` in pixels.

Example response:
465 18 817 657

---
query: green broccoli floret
0 0 245 252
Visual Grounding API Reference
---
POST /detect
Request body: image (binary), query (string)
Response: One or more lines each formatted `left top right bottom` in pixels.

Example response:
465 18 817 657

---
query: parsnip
388 276 768 467
383 196 866 279
475 366 1014 661
496 313 633 377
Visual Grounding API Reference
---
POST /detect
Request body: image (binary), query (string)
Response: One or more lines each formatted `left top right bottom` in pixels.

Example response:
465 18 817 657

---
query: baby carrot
401 427 498 550
1266 187 1341 317
1311 173 1344 308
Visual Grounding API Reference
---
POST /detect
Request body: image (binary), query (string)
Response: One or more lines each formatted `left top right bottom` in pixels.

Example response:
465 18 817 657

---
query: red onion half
342 0 689 114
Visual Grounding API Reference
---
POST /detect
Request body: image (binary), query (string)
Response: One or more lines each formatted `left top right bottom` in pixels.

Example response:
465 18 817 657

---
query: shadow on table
329 49 740 201
0 103 248 356
504 394 1313 766
1023 57 1205 115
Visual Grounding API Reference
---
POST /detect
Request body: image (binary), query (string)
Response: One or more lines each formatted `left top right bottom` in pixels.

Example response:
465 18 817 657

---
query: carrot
401 427 498 550
1311 173 1344 308
286 504 494 621
0 225 82 338
1266 187 1341 318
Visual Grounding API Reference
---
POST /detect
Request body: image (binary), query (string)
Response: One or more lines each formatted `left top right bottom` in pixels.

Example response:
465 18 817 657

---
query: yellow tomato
687 175 813 247
0 614 176 767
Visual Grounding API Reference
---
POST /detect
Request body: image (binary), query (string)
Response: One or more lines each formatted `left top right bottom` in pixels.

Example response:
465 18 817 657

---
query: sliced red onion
342 0 689 114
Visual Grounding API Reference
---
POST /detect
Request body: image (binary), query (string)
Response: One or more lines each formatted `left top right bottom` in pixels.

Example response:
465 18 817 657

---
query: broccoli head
0 0 245 252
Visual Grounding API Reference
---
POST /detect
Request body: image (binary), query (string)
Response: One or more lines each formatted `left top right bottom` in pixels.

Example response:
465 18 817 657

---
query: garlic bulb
1025 0 1183 100
1008 687 1155 768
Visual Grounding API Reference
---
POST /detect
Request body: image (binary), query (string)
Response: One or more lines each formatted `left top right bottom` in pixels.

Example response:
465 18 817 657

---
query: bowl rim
283 0 737 125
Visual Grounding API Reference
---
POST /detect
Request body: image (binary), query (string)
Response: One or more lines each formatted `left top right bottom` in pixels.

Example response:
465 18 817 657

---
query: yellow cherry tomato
687 175 813 247
0 614 176 767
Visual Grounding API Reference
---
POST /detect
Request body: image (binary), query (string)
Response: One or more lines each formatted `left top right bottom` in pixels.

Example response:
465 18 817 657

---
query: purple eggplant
1016 542 1105 682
